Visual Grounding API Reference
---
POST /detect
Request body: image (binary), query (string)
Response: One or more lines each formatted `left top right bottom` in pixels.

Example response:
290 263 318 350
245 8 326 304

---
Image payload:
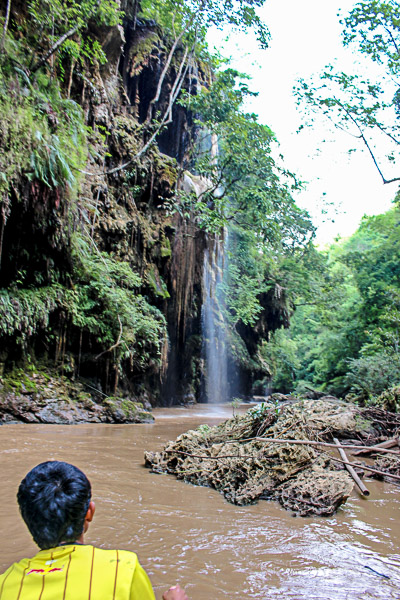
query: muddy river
0 404 399 599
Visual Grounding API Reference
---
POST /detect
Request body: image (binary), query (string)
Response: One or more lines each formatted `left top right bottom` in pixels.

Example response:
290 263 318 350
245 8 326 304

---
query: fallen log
330 456 400 482
351 438 399 456
333 437 370 496
234 437 400 456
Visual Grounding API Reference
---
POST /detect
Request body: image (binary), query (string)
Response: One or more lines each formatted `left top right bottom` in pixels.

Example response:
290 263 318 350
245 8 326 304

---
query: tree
25 0 121 72
180 69 314 246
295 0 400 185
263 206 400 398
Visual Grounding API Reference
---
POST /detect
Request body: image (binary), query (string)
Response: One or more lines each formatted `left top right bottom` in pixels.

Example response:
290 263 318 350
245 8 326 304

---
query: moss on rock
103 397 154 423
0 368 154 424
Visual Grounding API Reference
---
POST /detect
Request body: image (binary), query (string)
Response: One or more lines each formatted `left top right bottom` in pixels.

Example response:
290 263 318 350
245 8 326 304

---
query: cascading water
201 236 228 403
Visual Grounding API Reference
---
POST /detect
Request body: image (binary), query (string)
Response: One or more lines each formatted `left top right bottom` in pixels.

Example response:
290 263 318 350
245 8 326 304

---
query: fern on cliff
67 234 167 371
0 234 167 373
0 61 87 200
0 285 64 342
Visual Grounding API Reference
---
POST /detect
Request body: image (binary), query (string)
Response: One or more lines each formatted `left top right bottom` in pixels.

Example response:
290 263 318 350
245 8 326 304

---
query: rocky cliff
0 0 295 419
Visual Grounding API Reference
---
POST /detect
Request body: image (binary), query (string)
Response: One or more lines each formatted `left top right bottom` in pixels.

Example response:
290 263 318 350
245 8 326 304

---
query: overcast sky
209 0 397 244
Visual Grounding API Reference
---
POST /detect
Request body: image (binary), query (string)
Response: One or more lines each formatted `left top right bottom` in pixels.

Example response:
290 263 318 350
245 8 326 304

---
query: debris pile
144 398 400 516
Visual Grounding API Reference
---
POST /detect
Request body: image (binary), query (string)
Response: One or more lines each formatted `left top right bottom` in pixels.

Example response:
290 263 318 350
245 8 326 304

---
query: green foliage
264 206 400 400
374 385 400 411
230 397 241 416
345 353 400 399
26 0 121 70
197 423 211 437
139 0 270 50
181 69 314 249
0 285 64 342
221 230 266 327
260 330 300 393
342 0 400 75
0 62 87 199
248 401 270 417
295 0 400 184
0 234 167 373
338 210 400 325
68 235 167 371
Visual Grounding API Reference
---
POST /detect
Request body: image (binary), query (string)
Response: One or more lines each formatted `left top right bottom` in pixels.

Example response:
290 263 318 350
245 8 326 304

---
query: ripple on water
0 416 399 599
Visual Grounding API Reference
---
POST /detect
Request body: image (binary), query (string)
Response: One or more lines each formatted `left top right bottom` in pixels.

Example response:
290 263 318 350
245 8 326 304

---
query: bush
345 353 400 400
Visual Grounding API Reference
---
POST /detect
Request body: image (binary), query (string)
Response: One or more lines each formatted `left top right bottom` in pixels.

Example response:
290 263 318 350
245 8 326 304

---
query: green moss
154 153 178 187
3 368 39 394
371 386 400 412
128 32 161 77
113 116 142 157
0 286 65 341
160 236 172 258
353 413 373 432
146 267 170 298
103 397 154 422
0 61 87 201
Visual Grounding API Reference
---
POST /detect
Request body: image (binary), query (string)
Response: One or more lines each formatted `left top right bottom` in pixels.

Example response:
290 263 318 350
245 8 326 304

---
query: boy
0 461 187 600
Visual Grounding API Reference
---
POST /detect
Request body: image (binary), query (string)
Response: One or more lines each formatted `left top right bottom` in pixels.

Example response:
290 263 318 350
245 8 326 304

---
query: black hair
17 461 91 550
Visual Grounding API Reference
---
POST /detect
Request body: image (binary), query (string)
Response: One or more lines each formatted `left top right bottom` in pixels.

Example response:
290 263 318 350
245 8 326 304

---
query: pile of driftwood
144 398 400 516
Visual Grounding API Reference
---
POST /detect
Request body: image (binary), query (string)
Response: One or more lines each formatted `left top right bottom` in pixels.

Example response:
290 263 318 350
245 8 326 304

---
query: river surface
0 404 399 599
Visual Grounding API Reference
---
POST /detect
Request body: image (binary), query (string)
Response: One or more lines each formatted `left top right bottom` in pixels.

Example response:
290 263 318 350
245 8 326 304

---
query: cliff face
0 1 290 411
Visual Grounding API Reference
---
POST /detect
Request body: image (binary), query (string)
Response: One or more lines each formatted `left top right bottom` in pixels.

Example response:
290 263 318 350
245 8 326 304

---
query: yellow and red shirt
0 544 155 600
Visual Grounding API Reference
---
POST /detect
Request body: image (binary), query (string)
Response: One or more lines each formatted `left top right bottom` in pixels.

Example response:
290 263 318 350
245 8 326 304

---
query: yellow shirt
0 544 155 600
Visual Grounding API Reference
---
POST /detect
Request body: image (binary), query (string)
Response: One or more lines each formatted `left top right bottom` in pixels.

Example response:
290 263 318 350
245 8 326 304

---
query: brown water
0 404 399 599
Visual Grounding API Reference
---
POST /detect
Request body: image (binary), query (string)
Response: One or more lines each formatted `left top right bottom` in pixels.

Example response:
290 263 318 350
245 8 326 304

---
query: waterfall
201 236 228 403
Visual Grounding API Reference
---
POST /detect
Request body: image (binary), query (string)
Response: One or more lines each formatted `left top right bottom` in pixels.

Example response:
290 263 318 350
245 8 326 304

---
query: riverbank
0 368 153 424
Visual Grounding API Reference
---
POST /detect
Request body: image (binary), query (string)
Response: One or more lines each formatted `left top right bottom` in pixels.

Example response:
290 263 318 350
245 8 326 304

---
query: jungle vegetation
0 0 314 399
262 205 400 404
0 0 399 406
263 0 400 404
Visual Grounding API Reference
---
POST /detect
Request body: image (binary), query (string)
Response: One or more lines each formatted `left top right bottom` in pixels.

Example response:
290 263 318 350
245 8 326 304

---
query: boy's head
17 461 92 550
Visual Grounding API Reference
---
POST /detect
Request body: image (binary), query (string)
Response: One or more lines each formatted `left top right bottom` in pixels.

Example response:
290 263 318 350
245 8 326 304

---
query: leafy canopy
295 0 400 185
181 68 314 249
262 206 400 399
140 0 270 50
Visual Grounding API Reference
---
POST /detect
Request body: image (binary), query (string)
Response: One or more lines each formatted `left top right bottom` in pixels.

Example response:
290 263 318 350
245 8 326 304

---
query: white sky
208 0 398 244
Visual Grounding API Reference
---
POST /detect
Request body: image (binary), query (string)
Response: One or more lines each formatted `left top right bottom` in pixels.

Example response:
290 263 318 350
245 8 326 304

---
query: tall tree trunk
1 0 11 52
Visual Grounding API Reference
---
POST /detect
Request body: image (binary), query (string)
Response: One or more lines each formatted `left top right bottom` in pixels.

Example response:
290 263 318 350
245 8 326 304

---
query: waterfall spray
201 235 228 403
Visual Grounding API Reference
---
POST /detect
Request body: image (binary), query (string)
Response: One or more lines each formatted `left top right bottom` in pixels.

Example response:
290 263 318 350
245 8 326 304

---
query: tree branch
334 96 400 185
82 44 195 177
31 0 102 73
384 25 400 55
1 0 11 53
145 1 204 124
31 25 80 73
95 315 123 360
